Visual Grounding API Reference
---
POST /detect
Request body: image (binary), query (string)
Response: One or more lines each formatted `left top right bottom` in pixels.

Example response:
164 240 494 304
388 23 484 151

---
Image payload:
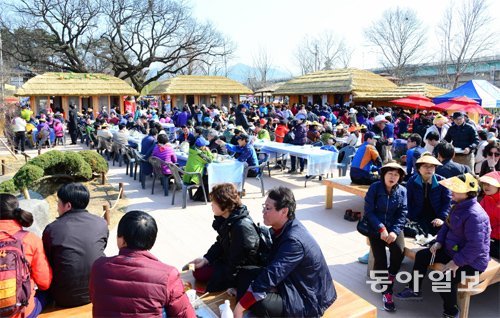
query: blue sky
190 0 500 75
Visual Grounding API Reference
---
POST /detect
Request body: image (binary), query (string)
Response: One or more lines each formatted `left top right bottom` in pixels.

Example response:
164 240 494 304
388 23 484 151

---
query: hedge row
0 150 108 193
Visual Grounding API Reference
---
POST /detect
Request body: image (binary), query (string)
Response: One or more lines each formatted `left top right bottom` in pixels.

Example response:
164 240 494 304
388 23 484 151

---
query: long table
254 140 334 176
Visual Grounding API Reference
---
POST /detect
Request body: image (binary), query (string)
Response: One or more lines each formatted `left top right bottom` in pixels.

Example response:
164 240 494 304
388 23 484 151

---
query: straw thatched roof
359 83 449 101
149 75 252 95
15 72 139 96
274 68 397 96
254 82 286 94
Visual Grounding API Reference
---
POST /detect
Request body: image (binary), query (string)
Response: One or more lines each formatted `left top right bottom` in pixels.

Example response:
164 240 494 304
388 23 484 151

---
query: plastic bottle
220 299 233 318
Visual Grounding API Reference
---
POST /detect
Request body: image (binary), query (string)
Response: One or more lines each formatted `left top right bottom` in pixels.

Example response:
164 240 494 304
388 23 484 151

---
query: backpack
0 231 31 318
252 223 273 266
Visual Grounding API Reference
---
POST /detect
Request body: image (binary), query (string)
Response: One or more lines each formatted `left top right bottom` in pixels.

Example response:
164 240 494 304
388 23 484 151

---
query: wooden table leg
325 186 333 209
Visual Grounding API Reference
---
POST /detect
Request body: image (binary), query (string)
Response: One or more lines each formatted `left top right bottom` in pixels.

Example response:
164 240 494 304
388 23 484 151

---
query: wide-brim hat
433 114 449 125
416 153 442 166
380 162 406 176
439 173 478 193
479 171 500 188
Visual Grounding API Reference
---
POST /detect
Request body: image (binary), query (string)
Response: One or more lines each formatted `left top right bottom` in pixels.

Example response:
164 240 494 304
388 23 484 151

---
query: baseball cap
296 113 306 121
227 124 235 130
364 131 379 140
195 136 209 147
236 134 250 141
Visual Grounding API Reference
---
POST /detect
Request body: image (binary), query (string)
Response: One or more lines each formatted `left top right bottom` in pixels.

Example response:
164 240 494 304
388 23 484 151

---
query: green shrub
0 179 17 194
13 164 44 189
79 150 108 174
29 150 65 171
61 152 93 180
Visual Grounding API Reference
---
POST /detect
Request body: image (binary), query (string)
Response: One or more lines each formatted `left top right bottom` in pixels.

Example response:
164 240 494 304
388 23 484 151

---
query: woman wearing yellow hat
364 162 407 312
423 114 450 143
479 171 500 259
406 153 452 236
396 173 491 318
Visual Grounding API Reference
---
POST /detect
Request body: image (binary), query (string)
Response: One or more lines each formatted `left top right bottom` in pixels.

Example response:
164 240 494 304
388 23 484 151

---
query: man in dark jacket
444 111 479 171
68 104 79 144
234 187 336 318
235 104 250 131
288 113 307 173
434 142 471 178
43 183 108 307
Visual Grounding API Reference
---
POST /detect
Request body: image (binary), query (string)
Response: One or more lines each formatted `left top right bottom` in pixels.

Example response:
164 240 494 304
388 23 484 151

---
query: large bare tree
252 46 273 84
294 31 350 75
99 0 230 92
0 0 103 72
364 7 427 81
438 0 496 88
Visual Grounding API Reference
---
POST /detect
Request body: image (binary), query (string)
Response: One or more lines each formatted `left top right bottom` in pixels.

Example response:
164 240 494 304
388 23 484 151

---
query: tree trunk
22 188 31 200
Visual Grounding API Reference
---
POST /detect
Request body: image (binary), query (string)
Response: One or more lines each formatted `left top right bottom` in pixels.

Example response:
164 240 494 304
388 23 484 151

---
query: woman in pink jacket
151 134 177 175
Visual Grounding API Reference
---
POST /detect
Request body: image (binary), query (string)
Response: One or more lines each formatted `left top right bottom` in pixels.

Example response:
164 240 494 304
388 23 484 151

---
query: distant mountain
227 63 291 83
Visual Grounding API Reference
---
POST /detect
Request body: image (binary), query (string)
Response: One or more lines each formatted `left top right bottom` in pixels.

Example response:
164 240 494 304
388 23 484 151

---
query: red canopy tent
433 96 492 116
390 94 435 109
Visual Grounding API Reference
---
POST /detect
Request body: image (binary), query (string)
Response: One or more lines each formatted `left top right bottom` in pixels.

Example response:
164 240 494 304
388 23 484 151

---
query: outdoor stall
14 72 139 117
149 75 252 109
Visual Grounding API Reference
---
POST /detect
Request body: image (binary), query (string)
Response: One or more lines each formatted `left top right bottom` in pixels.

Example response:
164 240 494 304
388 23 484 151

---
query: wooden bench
39 303 92 317
403 238 500 318
181 271 376 317
323 176 369 209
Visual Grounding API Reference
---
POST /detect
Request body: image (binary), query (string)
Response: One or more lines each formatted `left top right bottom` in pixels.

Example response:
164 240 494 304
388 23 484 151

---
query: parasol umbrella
433 96 492 116
390 94 435 109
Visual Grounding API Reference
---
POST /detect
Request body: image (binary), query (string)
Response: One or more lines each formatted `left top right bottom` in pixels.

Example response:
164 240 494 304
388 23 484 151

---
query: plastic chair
167 163 208 209
241 152 269 197
96 136 112 160
124 146 136 178
130 148 149 187
336 145 356 177
112 142 128 167
148 156 172 196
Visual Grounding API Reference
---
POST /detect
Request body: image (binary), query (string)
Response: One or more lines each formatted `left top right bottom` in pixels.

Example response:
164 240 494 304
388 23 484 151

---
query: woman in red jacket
90 211 195 318
0 194 52 318
479 171 500 259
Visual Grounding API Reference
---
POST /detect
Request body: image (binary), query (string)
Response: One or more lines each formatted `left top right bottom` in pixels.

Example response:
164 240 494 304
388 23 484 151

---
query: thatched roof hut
272 68 397 106
359 83 449 101
149 75 252 109
274 68 397 97
15 72 138 97
149 75 252 95
15 72 138 116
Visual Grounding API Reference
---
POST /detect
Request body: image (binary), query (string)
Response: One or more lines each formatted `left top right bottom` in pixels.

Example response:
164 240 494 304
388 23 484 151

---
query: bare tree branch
364 7 427 81
438 0 496 88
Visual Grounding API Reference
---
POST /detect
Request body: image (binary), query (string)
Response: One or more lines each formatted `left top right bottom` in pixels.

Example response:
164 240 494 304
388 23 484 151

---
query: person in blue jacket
406 153 452 236
233 186 336 318
396 173 490 318
364 162 407 312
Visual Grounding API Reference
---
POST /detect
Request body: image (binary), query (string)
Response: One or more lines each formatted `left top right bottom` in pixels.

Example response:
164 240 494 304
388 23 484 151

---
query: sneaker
395 287 423 301
383 292 396 312
357 252 370 264
287 169 296 174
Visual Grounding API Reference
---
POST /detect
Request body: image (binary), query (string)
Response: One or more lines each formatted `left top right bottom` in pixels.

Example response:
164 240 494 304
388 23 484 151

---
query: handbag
357 216 372 237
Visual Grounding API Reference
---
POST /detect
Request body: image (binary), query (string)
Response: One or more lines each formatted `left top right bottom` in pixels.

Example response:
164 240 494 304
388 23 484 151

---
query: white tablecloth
254 140 334 176
207 160 245 191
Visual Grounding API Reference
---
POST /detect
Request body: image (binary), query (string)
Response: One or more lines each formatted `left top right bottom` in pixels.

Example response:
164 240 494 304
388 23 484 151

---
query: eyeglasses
488 152 500 157
261 204 275 212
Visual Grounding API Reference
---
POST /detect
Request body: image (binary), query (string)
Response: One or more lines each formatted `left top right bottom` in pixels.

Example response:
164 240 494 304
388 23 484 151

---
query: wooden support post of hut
102 204 111 226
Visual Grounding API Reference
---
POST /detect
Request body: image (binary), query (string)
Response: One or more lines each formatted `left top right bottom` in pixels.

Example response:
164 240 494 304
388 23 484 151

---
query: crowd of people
4 99 500 317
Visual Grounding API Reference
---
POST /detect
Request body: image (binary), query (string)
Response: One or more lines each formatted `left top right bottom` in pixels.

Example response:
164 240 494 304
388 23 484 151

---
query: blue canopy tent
433 80 500 108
